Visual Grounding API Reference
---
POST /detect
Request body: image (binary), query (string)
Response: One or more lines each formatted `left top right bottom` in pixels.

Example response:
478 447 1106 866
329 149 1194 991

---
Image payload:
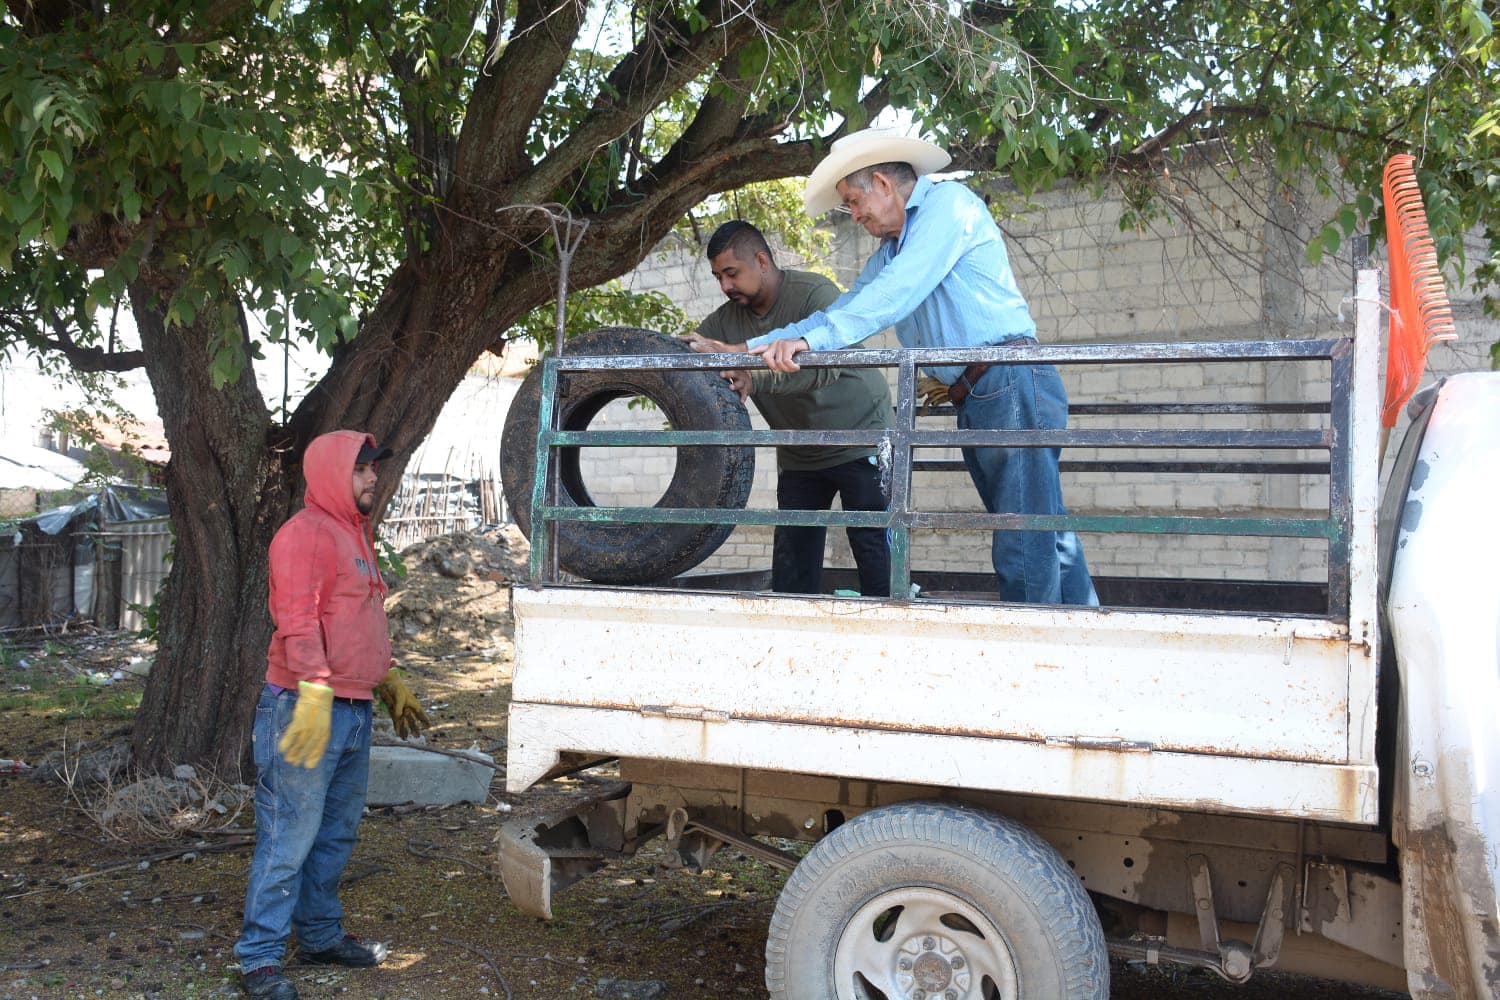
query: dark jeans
773 456 890 597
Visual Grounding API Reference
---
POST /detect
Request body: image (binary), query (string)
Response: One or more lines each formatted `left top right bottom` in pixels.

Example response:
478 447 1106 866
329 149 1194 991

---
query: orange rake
1381 154 1457 431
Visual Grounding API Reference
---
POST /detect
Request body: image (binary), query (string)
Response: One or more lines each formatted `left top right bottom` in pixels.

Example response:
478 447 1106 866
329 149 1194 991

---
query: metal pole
495 204 590 584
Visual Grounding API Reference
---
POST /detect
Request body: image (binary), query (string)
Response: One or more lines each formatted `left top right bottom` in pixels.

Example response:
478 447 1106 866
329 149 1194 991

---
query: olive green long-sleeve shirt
697 270 892 472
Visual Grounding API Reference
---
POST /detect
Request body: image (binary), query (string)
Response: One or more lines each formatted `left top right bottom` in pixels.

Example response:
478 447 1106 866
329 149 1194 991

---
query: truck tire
500 326 755 584
766 800 1108 1000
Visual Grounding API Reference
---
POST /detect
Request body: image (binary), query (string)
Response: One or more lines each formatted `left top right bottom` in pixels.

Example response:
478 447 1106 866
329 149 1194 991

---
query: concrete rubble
365 743 494 807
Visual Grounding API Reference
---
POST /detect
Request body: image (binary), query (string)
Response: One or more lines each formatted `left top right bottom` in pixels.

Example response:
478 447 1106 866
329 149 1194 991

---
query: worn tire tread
499 326 754 583
765 799 1107 999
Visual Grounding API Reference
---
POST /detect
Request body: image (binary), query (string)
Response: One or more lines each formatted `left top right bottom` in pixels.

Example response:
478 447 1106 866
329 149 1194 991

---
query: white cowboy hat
802 127 952 216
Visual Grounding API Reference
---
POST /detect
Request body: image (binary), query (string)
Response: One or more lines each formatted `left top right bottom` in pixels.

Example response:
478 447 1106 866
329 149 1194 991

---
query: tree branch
510 0 770 206
454 0 589 194
646 53 755 180
5 0 90 35
571 134 826 290
27 309 146 372
172 0 259 44
1113 104 1399 170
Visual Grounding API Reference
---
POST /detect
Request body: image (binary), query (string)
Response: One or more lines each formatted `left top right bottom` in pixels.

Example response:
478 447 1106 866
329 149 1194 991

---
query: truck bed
508 310 1382 832
506 580 1378 824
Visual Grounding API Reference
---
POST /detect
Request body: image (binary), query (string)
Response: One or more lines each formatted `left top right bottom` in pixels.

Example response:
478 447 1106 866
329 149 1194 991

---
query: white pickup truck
496 270 1500 999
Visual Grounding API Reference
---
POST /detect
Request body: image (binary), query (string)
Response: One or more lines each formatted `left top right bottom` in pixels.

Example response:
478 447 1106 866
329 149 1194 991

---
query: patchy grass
0 671 142 720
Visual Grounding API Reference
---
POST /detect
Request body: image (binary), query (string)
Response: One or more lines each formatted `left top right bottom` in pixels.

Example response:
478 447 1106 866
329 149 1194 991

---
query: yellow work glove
277 681 334 769
917 375 951 407
373 667 430 739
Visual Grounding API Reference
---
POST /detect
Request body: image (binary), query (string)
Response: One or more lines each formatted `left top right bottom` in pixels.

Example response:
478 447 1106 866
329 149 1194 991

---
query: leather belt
947 338 1037 406
947 362 994 407
333 695 372 706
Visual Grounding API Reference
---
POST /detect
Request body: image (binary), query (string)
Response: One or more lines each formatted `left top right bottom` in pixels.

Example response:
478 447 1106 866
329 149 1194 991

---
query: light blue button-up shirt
746 176 1037 384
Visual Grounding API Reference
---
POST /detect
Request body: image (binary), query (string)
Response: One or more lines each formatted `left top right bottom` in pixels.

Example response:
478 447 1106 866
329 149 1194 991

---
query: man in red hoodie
236 431 427 1000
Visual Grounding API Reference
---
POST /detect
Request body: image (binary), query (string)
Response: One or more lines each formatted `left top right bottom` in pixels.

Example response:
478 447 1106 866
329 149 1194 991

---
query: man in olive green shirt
685 221 892 596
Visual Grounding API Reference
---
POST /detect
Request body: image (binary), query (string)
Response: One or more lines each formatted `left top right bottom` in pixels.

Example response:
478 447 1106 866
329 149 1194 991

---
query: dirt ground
1 529 1405 999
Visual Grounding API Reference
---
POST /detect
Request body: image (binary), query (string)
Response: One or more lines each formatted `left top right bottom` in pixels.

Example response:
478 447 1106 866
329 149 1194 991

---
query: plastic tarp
31 485 168 535
7 485 168 625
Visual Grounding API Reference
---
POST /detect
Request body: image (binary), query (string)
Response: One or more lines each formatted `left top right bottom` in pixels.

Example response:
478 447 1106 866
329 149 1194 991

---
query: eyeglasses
832 204 852 215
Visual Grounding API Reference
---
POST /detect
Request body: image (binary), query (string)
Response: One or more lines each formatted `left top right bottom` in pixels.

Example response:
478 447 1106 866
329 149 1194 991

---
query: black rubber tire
500 326 755 584
765 800 1108 1000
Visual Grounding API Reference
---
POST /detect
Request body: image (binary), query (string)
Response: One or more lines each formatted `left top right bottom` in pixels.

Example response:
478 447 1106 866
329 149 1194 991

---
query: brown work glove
917 374 951 407
373 667 431 739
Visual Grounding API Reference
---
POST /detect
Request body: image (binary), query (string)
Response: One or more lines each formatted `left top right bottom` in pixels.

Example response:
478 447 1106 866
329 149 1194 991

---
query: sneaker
300 934 388 968
242 965 298 999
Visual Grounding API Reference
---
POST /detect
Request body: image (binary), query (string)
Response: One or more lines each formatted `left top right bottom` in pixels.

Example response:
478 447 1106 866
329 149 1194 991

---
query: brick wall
558 156 1495 586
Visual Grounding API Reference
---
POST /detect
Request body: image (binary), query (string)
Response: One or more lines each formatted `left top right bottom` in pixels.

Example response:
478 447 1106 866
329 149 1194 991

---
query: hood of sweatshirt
303 429 377 526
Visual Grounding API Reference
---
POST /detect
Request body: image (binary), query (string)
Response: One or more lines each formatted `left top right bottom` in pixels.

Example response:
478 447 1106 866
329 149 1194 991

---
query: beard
356 493 375 514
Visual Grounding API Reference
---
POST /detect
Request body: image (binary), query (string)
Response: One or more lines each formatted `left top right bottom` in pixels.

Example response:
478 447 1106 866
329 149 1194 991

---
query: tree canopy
4 0 1497 382
1 0 1496 769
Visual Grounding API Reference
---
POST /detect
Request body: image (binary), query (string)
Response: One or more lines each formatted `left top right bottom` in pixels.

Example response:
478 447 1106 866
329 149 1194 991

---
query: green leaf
1038 129 1060 166
209 345 240 388
37 150 65 181
1337 206 1357 236
180 86 202 120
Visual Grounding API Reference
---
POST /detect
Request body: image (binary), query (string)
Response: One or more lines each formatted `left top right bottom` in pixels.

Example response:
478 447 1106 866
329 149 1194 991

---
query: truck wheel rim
833 886 1020 1000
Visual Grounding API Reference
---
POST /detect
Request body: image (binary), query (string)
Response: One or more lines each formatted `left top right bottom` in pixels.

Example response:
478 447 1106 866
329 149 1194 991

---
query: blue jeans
774 456 890 597
956 363 1099 606
236 684 372 974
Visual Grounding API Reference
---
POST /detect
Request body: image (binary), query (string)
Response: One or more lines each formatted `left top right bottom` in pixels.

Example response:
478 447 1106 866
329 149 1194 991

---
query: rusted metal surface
511 585 1356 755
530 751 617 784
1251 863 1295 968
1326 338 1355 622
548 336 1348 371
541 427 1332 448
540 505 1332 538
506 702 1378 825
497 779 629 920
1188 854 1225 957
1300 861 1404 968
665 810 800 872
1161 911 1409 992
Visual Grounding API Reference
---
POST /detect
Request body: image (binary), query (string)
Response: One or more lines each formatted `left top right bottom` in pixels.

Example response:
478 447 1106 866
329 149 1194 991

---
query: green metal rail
527 338 1353 618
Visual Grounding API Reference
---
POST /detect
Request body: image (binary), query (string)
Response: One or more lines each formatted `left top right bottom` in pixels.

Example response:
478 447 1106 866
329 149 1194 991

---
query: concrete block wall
561 155 1496 586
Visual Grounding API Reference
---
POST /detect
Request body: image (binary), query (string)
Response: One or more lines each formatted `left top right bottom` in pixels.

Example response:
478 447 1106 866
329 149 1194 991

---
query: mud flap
498 780 632 919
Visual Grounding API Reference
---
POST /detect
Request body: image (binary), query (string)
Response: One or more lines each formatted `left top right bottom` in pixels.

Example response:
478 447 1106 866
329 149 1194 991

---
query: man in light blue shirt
741 128 1097 606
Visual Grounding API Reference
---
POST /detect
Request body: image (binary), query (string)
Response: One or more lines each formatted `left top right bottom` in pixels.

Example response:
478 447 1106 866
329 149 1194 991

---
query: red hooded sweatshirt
264 430 391 699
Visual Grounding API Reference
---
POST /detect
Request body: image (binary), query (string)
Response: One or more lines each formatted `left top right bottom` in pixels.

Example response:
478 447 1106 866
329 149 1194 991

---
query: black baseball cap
356 441 393 464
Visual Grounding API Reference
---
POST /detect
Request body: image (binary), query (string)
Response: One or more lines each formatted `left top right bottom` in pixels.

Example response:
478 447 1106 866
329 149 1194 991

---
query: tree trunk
125 256 535 775
129 293 291 779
